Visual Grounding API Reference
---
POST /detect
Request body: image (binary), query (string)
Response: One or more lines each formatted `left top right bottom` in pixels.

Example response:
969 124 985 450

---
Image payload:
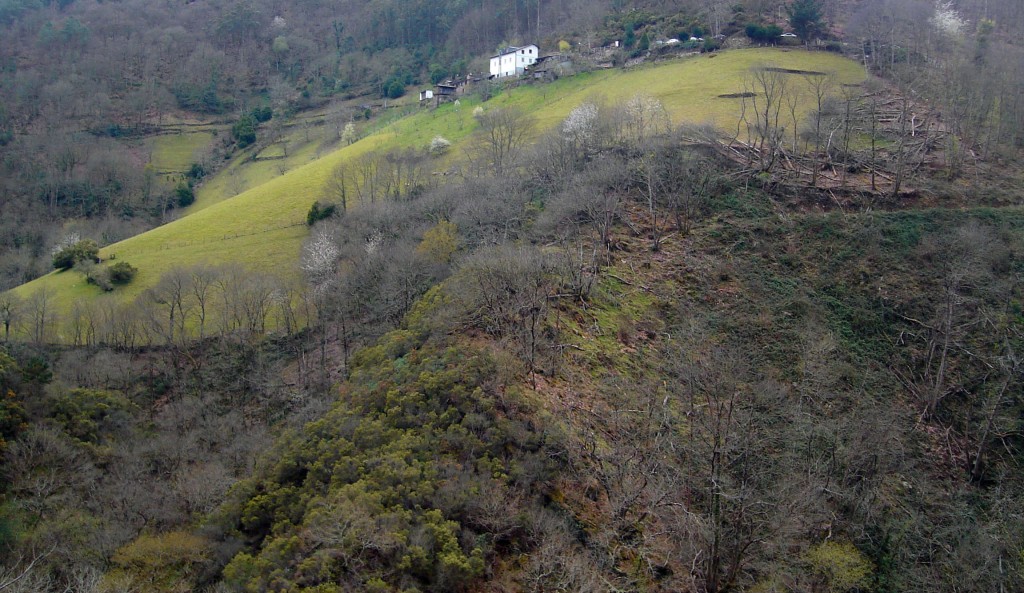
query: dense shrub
51 388 135 445
108 261 137 285
215 337 557 592
637 32 650 51
231 114 257 147
52 239 99 270
306 201 337 226
175 182 195 207
745 23 782 44
187 162 206 180
384 79 405 99
81 260 112 291
0 353 27 454
250 105 273 123
172 82 232 113
79 259 136 291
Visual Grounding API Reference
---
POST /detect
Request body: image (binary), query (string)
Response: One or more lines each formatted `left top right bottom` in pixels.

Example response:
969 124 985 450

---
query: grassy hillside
148 131 217 176
9 49 864 326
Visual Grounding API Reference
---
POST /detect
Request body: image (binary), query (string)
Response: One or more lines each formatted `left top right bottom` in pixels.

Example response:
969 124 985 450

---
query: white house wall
489 45 539 78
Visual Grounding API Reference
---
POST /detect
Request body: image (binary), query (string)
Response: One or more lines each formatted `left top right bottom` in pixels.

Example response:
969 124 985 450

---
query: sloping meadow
8 48 864 342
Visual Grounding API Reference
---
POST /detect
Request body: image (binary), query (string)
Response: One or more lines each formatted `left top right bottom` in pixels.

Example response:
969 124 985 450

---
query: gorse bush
214 333 559 592
51 388 135 445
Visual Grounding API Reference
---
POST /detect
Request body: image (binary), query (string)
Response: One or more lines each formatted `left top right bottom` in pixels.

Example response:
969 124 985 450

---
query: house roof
490 44 538 59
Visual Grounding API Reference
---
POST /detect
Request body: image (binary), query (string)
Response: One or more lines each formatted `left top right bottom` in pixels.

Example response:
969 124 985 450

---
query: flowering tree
428 135 451 156
340 122 357 145
931 1 966 37
301 228 339 296
562 102 599 147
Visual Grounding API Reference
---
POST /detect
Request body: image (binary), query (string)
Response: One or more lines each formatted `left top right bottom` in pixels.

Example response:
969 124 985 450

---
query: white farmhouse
489 45 539 78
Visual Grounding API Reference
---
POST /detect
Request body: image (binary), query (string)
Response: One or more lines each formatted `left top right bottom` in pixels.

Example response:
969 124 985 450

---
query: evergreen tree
787 0 824 44
638 32 650 51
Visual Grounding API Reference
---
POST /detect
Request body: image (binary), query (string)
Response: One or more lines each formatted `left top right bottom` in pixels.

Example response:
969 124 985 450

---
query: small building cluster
418 43 545 107
416 43 580 107
421 73 486 107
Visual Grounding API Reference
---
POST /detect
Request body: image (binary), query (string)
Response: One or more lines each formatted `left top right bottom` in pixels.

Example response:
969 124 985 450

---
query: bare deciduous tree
742 65 790 172
324 162 350 213
620 93 670 148
450 245 552 386
26 287 57 345
803 72 836 187
470 107 535 177
0 292 21 342
146 267 192 346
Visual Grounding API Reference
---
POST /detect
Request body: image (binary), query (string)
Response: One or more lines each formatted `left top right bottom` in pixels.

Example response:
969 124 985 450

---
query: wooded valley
0 0 1022 591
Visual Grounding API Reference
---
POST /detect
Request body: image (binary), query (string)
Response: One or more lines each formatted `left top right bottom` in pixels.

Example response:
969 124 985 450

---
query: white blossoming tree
428 135 451 156
340 122 357 146
932 1 966 37
301 228 340 296
562 102 599 147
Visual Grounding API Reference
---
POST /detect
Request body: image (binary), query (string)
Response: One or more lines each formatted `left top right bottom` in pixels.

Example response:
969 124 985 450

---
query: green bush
0 389 27 455
232 114 257 147
79 259 136 291
52 239 99 270
51 388 135 445
213 336 557 592
306 201 337 226
429 63 448 84
80 260 112 291
637 32 650 51
384 79 405 99
108 261 138 285
175 182 196 207
745 23 782 44
250 105 273 122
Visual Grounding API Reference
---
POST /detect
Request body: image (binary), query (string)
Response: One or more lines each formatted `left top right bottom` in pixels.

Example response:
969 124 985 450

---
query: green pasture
148 131 215 175
186 116 361 213
9 48 865 329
